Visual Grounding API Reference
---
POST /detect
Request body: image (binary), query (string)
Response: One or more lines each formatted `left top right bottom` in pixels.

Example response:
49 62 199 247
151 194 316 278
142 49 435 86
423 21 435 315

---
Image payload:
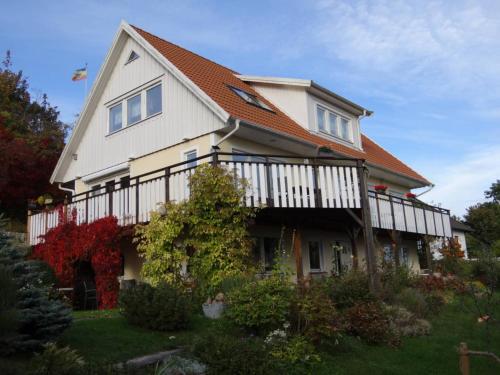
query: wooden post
293 228 304 283
391 229 401 267
351 228 360 270
357 160 380 293
459 342 470 375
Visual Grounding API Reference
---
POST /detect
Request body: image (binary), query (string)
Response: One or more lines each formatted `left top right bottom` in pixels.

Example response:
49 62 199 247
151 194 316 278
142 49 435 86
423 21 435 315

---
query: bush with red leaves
32 208 122 309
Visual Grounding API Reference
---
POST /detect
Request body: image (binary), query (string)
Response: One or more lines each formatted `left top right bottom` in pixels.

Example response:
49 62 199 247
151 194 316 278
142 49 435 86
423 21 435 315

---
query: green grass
60 298 500 374
58 310 217 364
7 297 497 373
315 299 500 375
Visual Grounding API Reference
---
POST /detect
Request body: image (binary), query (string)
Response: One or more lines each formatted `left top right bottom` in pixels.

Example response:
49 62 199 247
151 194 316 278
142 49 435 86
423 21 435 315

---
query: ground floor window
308 241 323 272
400 247 409 266
253 237 281 272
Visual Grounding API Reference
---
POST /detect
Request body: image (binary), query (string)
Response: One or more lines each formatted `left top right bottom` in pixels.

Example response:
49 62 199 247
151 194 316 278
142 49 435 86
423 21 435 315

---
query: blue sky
1 0 499 216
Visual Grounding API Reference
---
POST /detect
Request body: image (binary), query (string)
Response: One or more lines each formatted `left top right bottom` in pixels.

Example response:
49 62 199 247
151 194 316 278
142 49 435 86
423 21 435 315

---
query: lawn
57 298 500 374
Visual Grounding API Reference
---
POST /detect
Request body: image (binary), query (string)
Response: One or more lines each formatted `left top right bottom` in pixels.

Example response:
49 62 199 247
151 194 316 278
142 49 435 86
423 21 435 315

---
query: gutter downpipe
58 183 75 196
416 183 435 197
212 118 240 149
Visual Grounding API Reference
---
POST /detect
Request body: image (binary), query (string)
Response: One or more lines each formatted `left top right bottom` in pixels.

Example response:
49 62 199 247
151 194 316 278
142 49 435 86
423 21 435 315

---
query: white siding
61 35 225 183
249 83 309 128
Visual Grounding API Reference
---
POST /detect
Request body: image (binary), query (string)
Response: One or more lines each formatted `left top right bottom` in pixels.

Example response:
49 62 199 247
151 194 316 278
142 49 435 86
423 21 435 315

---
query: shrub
385 305 431 337
424 292 446 314
192 330 271 375
394 288 429 318
345 301 400 347
226 275 294 334
417 275 446 293
268 334 321 375
292 281 342 346
379 264 416 302
470 254 500 288
0 232 72 354
119 282 192 331
29 343 85 375
328 270 374 309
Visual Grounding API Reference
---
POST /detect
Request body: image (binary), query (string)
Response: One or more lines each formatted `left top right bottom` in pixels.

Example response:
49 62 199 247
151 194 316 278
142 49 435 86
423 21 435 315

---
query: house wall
452 230 468 259
60 34 225 185
122 224 421 282
249 83 309 128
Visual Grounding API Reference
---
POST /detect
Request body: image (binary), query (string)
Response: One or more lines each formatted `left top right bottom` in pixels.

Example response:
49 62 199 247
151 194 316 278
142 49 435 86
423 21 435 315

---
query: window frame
127 93 142 126
308 240 324 272
106 80 163 136
108 103 123 133
146 84 162 118
316 104 353 143
182 148 198 169
228 85 274 112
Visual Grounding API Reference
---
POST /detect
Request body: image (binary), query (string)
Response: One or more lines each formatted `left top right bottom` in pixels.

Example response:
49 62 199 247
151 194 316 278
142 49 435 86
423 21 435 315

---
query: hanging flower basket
374 185 388 193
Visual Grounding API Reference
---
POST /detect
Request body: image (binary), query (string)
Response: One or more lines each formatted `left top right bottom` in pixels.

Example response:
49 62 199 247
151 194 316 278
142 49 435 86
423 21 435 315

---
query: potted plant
405 192 417 200
374 185 388 194
202 292 225 319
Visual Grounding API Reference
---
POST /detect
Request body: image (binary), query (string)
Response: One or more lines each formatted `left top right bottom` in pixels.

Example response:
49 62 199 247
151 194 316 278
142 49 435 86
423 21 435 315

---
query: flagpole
84 62 88 102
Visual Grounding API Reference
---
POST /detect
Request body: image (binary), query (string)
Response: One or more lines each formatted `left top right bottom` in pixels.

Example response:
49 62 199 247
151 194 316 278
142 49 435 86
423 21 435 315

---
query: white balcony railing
27 152 452 245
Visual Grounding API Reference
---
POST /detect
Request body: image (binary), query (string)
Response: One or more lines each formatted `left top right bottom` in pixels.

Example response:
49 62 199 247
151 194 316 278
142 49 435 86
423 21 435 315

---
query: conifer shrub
0 226 72 354
119 282 192 331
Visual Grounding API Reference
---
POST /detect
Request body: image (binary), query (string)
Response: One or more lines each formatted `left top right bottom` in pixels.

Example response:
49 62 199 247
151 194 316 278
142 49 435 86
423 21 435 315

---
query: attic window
229 86 273 112
126 51 139 64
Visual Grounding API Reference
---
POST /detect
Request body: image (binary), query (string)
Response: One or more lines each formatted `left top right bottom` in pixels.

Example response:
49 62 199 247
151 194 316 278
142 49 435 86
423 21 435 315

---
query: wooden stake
459 342 470 375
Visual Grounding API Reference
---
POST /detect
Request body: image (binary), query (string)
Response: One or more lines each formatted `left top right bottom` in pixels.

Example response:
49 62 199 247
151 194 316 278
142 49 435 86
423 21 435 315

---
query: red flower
405 192 417 199
373 185 388 191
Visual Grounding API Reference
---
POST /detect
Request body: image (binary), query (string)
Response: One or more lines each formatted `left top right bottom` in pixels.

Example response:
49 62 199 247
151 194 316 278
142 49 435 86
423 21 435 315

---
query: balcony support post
388 229 401 267
292 227 304 283
357 160 380 294
265 157 273 207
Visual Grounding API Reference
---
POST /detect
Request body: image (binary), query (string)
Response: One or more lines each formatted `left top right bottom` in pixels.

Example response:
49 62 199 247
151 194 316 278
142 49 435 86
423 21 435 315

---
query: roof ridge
130 24 240 75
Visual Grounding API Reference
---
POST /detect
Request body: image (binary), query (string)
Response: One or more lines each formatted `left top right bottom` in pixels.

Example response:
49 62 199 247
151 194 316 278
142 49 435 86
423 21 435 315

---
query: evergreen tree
0 214 72 354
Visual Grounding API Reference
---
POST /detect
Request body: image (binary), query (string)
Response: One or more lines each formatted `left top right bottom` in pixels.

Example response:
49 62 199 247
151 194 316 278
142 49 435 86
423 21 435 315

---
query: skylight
126 50 139 64
229 86 273 111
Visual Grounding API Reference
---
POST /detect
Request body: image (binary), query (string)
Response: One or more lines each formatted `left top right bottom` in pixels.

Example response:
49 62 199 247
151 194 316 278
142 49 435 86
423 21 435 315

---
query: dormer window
126 50 139 64
316 105 352 142
229 86 273 112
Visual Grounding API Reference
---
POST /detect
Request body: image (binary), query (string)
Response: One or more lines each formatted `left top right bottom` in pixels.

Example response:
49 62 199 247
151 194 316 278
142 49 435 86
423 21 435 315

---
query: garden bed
56 298 500 374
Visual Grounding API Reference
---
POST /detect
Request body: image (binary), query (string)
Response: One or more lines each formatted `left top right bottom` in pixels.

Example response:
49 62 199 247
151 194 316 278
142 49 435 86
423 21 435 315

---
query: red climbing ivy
32 207 122 309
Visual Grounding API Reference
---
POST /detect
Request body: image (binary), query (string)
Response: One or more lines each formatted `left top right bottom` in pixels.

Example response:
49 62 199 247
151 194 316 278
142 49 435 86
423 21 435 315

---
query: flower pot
202 301 225 319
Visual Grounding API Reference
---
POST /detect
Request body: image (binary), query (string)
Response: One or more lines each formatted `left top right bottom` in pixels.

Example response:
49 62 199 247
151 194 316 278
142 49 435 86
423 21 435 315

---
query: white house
28 21 452 282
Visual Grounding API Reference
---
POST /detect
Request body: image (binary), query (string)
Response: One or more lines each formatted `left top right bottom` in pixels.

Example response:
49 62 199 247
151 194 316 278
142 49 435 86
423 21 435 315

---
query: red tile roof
132 25 430 185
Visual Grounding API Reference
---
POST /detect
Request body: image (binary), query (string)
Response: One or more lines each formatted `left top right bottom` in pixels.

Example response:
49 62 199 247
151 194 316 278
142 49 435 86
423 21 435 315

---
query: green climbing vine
135 164 257 294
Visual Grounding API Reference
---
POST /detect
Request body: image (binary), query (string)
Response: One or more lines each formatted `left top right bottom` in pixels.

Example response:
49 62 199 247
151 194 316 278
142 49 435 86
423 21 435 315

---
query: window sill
106 112 162 137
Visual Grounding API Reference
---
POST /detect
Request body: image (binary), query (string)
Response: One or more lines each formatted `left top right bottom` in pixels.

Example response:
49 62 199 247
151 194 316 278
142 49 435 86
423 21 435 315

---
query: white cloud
313 0 500 105
416 144 500 217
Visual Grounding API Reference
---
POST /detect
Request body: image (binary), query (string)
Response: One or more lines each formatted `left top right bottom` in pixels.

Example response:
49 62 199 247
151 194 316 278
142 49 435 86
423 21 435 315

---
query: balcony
27 152 451 245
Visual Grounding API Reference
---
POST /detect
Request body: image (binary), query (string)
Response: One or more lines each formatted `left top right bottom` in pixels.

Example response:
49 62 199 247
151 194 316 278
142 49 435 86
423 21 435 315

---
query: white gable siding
249 83 309 128
61 35 225 183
